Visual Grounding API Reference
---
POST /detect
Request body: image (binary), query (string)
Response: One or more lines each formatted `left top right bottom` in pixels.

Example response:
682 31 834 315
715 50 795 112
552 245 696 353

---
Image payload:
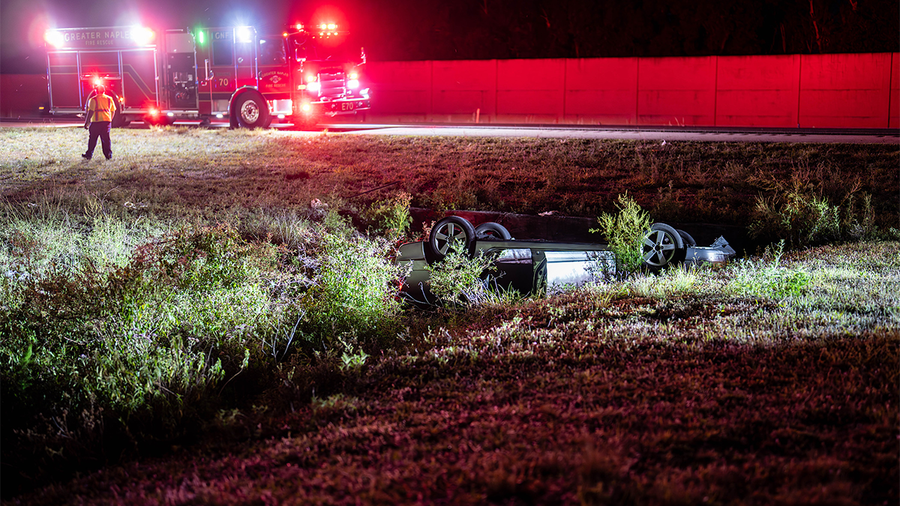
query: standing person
82 84 116 160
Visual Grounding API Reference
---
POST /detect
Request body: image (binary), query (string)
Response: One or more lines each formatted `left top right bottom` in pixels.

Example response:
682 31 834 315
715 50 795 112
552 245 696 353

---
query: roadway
1 117 897 144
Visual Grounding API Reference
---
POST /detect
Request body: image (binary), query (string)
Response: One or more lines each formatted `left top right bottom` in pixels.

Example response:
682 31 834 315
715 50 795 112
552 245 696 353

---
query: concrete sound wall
366 52 898 128
892 53 900 129
798 52 894 128
715 55 801 127
2 53 897 128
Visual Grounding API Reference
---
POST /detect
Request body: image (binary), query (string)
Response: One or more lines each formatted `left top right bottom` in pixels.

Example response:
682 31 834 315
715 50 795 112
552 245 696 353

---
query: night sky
2 0 898 73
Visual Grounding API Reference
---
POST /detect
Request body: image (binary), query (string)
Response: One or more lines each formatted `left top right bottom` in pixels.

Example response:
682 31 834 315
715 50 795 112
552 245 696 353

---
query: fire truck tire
233 92 270 129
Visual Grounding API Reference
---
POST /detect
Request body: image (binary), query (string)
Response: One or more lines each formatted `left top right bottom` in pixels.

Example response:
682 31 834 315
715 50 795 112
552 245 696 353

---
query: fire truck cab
44 23 369 128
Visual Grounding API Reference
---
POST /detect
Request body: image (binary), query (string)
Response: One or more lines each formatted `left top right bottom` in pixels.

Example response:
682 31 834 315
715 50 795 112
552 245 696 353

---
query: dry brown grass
2 127 898 505
2 128 897 231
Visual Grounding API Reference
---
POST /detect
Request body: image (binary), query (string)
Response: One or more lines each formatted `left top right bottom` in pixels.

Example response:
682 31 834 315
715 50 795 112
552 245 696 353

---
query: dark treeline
352 0 899 61
1 0 896 72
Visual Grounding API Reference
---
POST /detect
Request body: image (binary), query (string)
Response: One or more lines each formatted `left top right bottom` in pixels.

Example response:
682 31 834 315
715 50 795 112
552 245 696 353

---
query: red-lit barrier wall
2 53 897 128
0 74 47 118
365 52 899 128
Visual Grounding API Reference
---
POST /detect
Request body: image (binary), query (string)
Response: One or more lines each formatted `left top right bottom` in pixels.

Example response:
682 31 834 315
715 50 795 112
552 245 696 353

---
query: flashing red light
149 108 160 117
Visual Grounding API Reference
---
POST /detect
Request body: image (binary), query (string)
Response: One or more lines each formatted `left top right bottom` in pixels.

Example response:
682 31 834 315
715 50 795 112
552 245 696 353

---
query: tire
676 229 696 247
641 222 685 270
233 92 270 129
427 216 476 262
475 222 512 240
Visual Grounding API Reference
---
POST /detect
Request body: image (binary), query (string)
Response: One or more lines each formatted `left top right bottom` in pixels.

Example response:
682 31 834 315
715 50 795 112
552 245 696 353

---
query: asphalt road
2 117 897 144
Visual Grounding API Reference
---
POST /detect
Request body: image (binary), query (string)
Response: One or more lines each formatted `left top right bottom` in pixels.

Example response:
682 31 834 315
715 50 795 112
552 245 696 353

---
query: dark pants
85 121 112 159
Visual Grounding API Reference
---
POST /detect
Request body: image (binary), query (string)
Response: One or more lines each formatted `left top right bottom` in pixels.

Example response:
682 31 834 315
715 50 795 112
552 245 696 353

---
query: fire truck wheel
234 92 270 129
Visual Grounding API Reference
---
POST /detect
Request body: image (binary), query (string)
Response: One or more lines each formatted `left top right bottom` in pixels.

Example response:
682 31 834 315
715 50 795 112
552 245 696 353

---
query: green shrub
299 231 401 350
750 189 839 248
138 223 275 290
0 221 282 448
730 240 811 298
361 192 413 240
593 193 652 274
425 249 496 308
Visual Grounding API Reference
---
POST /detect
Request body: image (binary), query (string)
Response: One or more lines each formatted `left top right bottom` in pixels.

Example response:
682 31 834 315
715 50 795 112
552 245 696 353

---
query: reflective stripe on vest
89 95 116 122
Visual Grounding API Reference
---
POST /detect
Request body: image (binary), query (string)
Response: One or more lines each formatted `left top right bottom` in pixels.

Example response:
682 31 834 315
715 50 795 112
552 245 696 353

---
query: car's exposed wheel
234 92 270 128
427 216 476 262
475 222 512 240
641 222 685 270
676 229 696 247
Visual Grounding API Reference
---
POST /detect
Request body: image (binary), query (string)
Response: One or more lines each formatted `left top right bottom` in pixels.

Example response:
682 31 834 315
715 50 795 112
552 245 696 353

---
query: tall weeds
749 175 881 248
593 193 652 275
0 203 406 491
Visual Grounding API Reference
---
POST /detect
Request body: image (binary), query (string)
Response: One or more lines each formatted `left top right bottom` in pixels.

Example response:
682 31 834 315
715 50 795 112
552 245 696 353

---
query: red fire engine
44 23 370 128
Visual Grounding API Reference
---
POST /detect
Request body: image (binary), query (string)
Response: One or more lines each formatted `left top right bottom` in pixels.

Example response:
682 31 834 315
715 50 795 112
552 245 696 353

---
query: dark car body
395 216 736 305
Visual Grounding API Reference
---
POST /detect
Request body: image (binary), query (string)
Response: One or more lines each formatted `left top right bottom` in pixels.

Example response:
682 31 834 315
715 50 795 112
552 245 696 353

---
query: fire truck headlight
44 30 64 48
307 82 321 92
347 79 360 90
300 102 312 113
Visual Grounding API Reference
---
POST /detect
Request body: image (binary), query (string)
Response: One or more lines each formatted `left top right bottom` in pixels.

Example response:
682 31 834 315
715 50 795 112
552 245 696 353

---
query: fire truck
43 23 370 128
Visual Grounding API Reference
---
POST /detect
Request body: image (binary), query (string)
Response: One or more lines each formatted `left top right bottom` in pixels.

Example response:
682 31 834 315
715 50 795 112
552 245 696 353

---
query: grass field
1 127 898 505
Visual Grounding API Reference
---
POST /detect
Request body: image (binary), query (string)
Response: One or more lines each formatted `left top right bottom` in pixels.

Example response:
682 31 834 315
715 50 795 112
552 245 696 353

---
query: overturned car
395 215 736 305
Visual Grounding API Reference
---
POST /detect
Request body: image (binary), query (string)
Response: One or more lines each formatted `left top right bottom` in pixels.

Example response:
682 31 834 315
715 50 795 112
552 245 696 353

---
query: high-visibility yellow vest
87 93 116 122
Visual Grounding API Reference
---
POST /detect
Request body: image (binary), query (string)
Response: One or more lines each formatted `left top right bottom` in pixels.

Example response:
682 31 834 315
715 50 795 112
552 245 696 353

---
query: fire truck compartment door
122 49 158 111
48 52 81 109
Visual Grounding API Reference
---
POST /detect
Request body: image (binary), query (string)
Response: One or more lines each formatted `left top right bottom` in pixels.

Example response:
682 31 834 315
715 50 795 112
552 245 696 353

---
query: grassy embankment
1 128 898 504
